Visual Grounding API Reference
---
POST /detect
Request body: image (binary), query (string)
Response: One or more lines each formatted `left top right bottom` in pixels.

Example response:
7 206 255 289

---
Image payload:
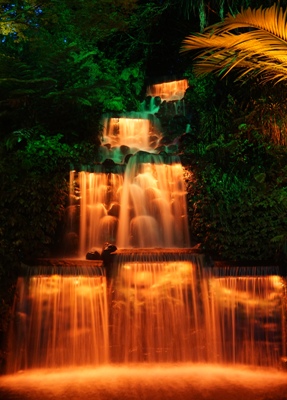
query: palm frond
212 3 287 39
181 3 287 84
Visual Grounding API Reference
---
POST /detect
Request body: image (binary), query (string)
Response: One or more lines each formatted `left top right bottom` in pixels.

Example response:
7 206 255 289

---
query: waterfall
6 260 284 372
6 266 108 373
2 80 287 400
146 79 189 101
117 152 190 249
110 258 283 366
66 88 190 256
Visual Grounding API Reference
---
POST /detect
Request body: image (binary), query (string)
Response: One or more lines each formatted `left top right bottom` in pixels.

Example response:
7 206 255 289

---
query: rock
86 248 101 260
101 242 117 271
101 242 117 255
120 145 130 155
124 154 133 164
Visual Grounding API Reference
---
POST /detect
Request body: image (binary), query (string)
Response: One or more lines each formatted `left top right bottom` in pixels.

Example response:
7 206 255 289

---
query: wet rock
124 154 133 164
101 242 117 272
86 248 101 260
167 144 178 154
120 145 130 155
101 242 117 255
281 357 287 370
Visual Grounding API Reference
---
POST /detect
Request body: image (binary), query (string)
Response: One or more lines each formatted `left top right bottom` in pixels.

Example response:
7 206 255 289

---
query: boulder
86 248 101 260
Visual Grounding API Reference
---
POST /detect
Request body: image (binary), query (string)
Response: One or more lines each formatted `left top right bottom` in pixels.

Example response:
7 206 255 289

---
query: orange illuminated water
2 262 286 399
77 171 123 255
146 79 189 101
117 153 190 249
111 262 284 366
73 154 190 255
6 263 284 372
67 80 190 255
6 272 109 373
101 116 161 162
70 99 190 255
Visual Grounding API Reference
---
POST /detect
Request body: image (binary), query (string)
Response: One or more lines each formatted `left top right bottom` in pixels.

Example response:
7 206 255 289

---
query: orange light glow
146 79 188 101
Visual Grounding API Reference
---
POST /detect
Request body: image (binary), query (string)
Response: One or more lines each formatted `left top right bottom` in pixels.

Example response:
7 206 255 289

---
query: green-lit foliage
180 17 287 261
183 69 240 145
0 0 149 141
0 130 68 259
188 158 287 261
183 71 287 262
178 0 261 22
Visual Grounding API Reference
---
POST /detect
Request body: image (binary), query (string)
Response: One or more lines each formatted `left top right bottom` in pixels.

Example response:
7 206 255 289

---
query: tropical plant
181 3 287 85
177 0 255 30
180 3 287 263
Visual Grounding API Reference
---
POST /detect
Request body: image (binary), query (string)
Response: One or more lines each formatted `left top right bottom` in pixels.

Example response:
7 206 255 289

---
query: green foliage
184 79 287 261
0 0 150 142
1 129 74 260
181 67 287 261
184 70 239 145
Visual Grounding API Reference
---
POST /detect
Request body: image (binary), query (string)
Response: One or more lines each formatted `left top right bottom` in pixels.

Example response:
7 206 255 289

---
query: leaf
271 234 287 243
78 98 92 106
181 4 287 84
205 143 219 151
254 173 266 183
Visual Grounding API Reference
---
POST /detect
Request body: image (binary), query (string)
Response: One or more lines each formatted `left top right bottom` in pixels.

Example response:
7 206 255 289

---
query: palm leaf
181 3 287 84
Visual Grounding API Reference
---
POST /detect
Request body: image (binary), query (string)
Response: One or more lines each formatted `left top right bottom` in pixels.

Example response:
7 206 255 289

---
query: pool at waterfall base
1 364 287 400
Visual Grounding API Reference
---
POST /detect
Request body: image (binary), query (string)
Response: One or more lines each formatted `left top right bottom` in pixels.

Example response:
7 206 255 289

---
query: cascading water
7 267 109 372
2 261 287 399
146 79 189 101
1 80 287 400
77 171 124 256
111 257 284 366
67 91 190 255
117 152 190 248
